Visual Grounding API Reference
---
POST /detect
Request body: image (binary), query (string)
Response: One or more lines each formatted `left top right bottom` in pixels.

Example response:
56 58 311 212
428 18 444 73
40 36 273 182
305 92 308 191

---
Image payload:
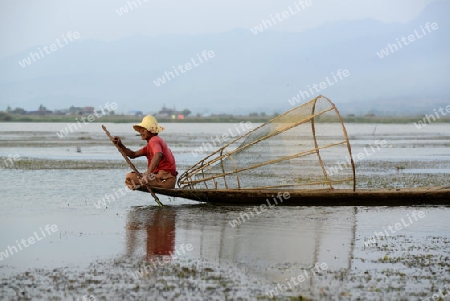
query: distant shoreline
1 114 450 124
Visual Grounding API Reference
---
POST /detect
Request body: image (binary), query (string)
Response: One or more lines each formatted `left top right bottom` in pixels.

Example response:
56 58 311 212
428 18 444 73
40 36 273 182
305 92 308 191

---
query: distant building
27 110 53 115
157 106 176 118
128 110 144 116
28 105 52 115
68 106 84 115
11 108 26 115
82 107 95 115
156 106 184 119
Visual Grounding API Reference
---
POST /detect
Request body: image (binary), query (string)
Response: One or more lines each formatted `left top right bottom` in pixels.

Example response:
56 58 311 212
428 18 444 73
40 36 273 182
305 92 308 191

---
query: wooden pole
102 125 163 207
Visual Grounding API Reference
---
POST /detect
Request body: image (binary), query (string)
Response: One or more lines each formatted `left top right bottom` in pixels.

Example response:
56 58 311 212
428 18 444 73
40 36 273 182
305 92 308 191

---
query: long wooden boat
137 96 450 207
151 186 450 206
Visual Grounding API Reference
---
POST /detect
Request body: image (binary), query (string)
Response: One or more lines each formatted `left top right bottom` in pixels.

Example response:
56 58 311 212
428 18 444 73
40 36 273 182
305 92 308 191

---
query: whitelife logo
55 102 118 138
228 192 291 228
422 284 450 301
250 0 313 35
414 105 450 129
191 122 253 157
287 69 350 106
0 154 20 170
0 225 59 261
115 0 149 16
364 210 426 247
153 50 215 87
18 31 81 68
93 186 130 209
326 140 388 176
376 22 439 59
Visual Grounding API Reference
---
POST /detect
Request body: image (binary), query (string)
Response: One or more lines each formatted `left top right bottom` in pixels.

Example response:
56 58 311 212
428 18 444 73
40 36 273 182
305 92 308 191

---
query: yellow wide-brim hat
133 115 165 133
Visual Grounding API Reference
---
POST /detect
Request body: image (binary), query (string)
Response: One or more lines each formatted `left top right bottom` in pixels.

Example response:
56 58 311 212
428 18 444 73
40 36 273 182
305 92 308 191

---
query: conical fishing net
178 95 356 191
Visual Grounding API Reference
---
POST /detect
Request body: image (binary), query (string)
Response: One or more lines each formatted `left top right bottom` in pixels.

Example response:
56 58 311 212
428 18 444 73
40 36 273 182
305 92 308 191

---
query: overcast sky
0 0 438 58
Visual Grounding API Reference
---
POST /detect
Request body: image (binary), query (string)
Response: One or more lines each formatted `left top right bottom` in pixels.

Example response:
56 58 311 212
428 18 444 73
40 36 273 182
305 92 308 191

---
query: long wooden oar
102 125 163 207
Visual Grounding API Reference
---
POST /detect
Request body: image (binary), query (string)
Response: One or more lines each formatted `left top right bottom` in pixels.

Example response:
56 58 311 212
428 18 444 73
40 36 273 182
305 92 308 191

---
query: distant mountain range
0 0 449 116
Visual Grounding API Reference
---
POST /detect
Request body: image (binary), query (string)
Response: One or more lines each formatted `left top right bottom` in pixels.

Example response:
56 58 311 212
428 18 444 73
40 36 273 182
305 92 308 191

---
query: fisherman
113 115 177 190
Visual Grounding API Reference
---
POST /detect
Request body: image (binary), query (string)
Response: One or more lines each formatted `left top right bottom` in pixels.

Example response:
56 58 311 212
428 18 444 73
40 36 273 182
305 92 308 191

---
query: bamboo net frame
178 95 356 191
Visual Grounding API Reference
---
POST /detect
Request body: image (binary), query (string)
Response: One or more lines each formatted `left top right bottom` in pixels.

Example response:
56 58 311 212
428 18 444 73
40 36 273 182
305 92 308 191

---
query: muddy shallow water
0 122 449 300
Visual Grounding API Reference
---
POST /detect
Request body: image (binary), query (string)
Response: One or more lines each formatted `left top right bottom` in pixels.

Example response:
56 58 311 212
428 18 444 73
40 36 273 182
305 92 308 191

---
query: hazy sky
0 0 438 58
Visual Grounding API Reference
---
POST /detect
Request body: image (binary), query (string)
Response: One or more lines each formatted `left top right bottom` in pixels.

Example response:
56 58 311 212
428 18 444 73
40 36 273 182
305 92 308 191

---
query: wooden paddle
102 125 163 207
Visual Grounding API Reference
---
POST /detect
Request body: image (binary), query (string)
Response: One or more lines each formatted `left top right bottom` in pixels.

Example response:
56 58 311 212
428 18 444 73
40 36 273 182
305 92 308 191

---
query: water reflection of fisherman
126 208 176 263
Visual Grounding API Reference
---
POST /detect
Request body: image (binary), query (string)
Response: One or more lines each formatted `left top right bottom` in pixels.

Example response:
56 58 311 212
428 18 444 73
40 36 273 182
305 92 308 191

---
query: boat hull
150 186 450 206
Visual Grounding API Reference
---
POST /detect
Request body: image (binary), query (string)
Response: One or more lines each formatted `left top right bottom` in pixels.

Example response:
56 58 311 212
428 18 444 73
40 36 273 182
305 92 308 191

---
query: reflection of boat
151 186 450 206
126 205 357 296
148 96 450 206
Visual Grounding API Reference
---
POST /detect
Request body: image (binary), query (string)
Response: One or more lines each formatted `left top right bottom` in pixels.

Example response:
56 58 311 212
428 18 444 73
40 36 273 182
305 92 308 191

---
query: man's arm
113 137 144 159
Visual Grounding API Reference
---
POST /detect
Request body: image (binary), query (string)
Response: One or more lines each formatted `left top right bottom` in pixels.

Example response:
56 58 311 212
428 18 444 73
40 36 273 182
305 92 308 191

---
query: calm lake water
0 122 449 300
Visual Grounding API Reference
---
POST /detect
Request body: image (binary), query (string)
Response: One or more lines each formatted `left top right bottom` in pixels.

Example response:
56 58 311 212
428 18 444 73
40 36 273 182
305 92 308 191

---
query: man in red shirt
114 115 177 190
